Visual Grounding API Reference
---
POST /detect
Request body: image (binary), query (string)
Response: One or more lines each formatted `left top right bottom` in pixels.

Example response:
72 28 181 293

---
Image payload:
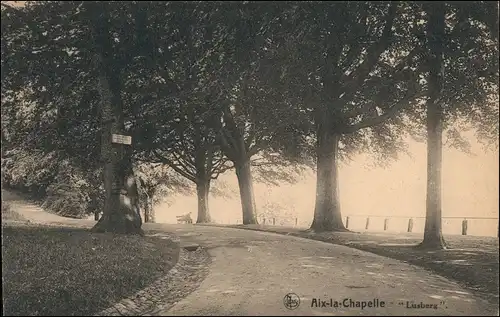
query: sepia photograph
1 1 499 316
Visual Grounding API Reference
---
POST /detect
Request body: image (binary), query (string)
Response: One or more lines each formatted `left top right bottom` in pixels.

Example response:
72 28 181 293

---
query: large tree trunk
89 5 143 235
194 143 213 223
235 159 258 225
196 178 212 223
142 191 155 223
148 196 155 223
310 123 347 232
144 193 150 223
93 137 143 234
218 102 259 225
420 2 446 249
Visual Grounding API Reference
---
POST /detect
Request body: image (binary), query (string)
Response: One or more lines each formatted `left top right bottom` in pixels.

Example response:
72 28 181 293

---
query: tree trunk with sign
88 3 143 235
91 61 143 235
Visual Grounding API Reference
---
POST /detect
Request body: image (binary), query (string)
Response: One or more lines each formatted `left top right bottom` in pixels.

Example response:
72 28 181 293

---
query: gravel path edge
94 245 211 316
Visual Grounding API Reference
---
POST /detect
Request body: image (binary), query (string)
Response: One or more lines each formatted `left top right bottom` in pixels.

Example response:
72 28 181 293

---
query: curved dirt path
148 224 496 316
2 189 95 227
3 190 495 316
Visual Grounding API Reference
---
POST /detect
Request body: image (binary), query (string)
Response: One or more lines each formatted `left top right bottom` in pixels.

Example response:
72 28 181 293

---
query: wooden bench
176 213 193 224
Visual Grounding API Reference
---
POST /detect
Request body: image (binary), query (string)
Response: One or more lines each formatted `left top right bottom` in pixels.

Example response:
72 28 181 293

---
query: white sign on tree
111 134 132 145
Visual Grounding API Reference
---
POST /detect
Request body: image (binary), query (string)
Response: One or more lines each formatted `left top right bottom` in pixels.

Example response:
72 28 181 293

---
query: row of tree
1 1 498 248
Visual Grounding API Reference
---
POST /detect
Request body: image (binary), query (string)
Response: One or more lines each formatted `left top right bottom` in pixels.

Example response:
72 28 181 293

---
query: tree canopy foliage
1 1 497 233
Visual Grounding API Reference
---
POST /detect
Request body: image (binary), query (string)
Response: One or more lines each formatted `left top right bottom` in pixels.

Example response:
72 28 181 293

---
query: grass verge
204 224 499 307
2 202 28 222
1 225 180 316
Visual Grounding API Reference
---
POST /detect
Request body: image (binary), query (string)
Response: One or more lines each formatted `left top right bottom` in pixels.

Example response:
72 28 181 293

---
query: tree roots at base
91 217 144 236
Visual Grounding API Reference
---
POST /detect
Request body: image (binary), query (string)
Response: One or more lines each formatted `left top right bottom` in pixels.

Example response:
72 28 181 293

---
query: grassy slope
2 225 179 316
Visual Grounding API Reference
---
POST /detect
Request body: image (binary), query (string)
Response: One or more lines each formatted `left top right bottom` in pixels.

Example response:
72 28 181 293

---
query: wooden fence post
345 216 350 229
462 218 468 236
407 218 414 233
365 217 370 230
384 218 389 231
295 218 298 227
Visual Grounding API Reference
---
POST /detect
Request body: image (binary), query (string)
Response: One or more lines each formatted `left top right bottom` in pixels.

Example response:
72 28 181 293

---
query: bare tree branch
221 106 245 154
218 129 238 161
209 151 229 175
171 149 197 176
211 166 234 180
340 4 369 72
343 47 425 119
341 90 426 133
340 2 398 96
152 150 196 183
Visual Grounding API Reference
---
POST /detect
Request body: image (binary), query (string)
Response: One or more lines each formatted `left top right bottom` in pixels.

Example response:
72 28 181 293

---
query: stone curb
94 245 211 316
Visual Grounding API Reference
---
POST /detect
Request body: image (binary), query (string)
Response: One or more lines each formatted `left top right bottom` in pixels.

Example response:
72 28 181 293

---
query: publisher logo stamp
283 293 300 310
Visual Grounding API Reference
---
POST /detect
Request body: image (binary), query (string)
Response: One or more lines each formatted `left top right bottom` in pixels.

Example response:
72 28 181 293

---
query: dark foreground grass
207 224 499 307
1 225 180 316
